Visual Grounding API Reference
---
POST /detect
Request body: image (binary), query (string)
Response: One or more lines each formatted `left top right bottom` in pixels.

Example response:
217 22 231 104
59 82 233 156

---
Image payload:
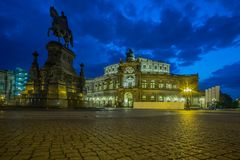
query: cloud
201 61 240 98
58 1 240 68
0 0 240 98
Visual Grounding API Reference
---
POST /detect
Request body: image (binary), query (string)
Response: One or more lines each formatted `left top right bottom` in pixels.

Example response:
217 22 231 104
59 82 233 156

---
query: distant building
0 68 28 104
0 70 15 102
85 49 205 108
205 86 220 108
15 67 28 96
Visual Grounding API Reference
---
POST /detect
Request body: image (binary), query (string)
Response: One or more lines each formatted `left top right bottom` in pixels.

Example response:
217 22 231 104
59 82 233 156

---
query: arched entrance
124 92 133 107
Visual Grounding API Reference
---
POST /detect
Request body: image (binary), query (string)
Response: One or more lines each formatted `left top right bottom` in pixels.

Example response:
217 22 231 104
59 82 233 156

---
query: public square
0 109 240 160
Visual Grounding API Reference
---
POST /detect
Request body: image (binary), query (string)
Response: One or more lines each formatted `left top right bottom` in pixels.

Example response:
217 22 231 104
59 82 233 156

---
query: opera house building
85 49 205 108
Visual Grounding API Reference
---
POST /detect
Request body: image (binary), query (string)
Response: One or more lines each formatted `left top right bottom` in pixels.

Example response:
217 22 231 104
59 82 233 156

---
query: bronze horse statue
48 6 73 48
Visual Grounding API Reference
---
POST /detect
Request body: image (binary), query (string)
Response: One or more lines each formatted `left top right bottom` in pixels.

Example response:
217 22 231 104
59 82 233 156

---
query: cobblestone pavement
0 109 240 160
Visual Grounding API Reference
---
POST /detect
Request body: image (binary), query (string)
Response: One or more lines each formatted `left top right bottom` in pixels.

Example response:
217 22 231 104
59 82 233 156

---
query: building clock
124 67 135 74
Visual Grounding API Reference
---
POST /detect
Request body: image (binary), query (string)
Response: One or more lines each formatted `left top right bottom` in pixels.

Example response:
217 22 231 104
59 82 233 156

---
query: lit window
173 84 177 89
150 95 155 101
150 80 155 88
141 80 147 88
142 95 146 101
158 96 164 102
165 96 171 102
123 76 135 88
166 84 172 89
159 83 164 88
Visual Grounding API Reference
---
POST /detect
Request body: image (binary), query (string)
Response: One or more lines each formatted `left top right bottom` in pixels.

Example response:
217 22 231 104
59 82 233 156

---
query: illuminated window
166 83 172 89
142 95 146 100
158 96 164 102
141 80 147 88
159 83 164 88
123 76 135 88
150 95 155 101
173 84 177 89
150 80 155 88
165 96 171 102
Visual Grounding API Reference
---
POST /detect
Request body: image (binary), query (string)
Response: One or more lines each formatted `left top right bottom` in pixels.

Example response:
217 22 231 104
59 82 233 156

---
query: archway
124 92 133 107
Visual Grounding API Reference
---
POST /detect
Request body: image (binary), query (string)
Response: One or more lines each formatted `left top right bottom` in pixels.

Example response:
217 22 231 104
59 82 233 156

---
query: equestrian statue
48 6 73 48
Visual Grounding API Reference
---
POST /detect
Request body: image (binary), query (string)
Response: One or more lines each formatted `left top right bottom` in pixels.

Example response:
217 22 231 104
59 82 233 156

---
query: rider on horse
48 6 73 48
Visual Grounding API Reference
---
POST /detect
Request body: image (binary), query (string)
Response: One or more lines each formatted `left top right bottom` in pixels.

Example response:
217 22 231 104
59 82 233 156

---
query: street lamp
183 87 192 110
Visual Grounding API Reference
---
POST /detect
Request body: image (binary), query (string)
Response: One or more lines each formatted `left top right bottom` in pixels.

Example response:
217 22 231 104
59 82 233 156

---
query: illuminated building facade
0 70 15 102
85 49 204 108
15 67 28 96
0 68 28 104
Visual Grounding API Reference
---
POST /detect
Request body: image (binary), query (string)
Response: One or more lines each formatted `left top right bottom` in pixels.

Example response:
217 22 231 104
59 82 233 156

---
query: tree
232 101 239 109
220 93 233 108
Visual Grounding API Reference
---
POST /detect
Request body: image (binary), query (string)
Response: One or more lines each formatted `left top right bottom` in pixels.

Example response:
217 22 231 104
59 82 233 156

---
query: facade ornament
29 51 41 93
126 48 135 62
79 63 85 92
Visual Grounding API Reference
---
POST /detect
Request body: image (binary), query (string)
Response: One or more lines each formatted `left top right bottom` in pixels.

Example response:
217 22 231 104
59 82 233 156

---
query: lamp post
211 98 217 110
183 87 192 110
0 95 5 105
0 95 5 112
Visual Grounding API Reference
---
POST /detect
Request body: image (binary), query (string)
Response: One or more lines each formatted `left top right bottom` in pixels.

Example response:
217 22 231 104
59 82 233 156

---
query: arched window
141 95 146 101
150 95 155 101
123 75 135 88
158 96 164 102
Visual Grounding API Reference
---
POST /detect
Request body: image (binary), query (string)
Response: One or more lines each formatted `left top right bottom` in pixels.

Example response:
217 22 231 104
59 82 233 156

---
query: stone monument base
19 41 85 108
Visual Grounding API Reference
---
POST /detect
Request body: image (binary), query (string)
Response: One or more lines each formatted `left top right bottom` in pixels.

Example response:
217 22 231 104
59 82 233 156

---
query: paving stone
0 110 240 160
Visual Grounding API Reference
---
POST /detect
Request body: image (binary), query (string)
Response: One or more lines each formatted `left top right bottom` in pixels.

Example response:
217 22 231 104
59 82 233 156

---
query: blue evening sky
0 0 240 98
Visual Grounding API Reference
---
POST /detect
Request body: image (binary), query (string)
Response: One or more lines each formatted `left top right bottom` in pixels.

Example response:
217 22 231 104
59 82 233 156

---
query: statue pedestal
42 41 81 108
21 41 84 108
